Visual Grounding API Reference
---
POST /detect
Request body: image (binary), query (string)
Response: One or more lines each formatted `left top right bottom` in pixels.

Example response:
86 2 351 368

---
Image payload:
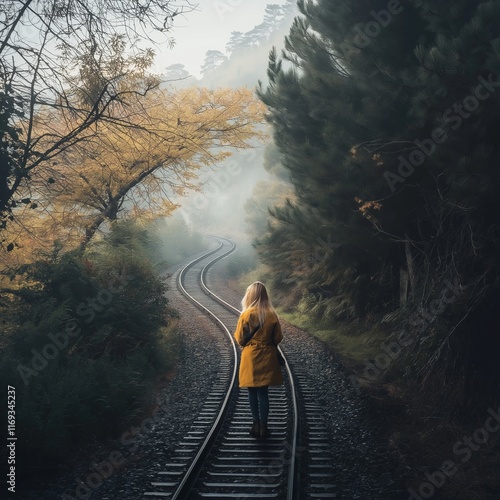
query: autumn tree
4 85 264 255
0 0 194 232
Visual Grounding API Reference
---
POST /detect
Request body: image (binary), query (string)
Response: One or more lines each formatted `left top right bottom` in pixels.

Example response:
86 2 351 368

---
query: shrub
0 222 179 475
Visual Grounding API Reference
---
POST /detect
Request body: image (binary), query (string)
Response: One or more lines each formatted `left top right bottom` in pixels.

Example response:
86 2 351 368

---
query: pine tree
257 0 500 401
164 63 190 81
257 1 422 317
201 50 228 76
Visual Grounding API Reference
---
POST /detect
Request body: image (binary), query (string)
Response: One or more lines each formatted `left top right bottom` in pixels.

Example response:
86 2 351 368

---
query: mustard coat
233 307 283 388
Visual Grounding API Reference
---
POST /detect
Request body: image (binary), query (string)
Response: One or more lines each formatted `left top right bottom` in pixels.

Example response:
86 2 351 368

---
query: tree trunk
405 237 415 298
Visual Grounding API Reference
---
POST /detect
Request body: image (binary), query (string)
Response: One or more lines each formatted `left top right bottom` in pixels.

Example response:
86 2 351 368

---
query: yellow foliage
354 197 383 213
1 85 265 266
354 196 383 229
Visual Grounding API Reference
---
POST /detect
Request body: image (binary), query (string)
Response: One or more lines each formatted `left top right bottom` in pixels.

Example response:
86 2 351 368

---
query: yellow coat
234 307 283 388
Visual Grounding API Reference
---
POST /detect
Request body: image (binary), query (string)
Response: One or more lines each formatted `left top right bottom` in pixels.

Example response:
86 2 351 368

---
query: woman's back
235 306 280 347
233 281 283 438
234 305 283 388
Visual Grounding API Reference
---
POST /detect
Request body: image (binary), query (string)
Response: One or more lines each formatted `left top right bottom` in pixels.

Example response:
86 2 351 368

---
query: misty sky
153 0 289 77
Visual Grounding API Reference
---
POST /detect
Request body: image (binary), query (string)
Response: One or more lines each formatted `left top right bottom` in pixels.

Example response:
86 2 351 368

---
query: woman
233 281 283 439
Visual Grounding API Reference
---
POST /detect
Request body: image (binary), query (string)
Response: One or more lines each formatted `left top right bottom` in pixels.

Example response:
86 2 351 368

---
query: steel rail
170 239 239 500
199 235 300 500
144 237 333 500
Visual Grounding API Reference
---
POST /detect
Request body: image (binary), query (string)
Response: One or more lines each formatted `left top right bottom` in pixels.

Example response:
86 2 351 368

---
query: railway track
143 237 338 500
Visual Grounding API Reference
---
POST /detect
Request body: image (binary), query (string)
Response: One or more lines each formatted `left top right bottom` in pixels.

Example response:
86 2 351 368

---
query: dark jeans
247 386 269 424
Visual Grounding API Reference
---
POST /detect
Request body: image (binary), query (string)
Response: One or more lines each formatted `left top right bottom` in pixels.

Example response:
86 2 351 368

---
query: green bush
0 222 180 473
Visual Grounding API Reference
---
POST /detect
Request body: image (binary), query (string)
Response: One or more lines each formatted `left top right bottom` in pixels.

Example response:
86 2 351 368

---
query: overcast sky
153 0 289 77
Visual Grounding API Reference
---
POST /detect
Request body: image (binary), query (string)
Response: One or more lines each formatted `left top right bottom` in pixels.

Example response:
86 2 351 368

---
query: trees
1 85 264 260
165 63 191 81
0 0 265 259
0 221 178 472
0 83 24 228
201 50 228 77
224 1 297 54
56 86 264 244
257 0 500 402
0 0 193 229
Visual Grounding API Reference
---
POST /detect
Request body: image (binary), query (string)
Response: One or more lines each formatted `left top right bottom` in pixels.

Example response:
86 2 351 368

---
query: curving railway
142 236 338 500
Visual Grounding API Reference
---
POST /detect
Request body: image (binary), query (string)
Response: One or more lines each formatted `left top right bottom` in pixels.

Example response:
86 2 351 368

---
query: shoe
249 420 260 437
259 422 269 439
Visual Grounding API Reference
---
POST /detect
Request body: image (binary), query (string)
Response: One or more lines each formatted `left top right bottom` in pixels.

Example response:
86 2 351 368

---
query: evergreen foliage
0 222 178 472
257 0 500 408
201 50 229 76
225 1 297 54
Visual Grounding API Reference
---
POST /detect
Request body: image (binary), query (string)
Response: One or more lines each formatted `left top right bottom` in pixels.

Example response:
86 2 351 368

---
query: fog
159 2 297 249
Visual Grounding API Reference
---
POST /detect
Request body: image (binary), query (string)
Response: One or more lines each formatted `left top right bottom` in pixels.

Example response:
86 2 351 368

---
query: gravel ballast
205 251 406 499
21 243 406 499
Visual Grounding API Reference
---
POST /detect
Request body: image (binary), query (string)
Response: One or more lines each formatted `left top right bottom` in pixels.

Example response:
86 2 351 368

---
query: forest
1 0 500 498
254 0 500 414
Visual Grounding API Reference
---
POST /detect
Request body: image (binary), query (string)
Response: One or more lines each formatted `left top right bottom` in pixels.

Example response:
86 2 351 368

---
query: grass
278 309 390 370
234 266 500 498
236 262 394 372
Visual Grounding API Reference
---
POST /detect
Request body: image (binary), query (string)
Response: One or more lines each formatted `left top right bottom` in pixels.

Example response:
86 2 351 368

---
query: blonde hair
241 281 275 326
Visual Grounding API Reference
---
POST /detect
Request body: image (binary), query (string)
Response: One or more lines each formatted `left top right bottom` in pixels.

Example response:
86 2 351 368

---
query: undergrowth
0 221 181 477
